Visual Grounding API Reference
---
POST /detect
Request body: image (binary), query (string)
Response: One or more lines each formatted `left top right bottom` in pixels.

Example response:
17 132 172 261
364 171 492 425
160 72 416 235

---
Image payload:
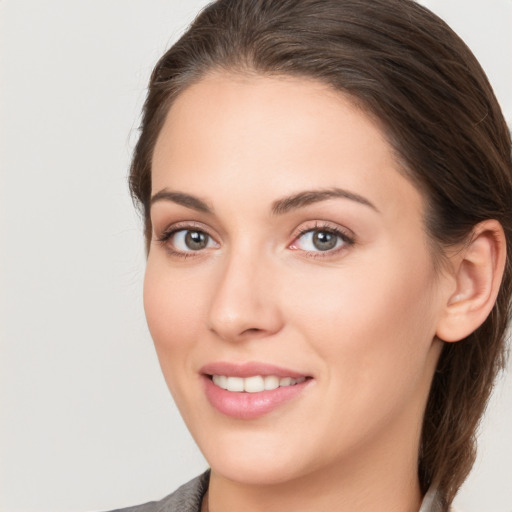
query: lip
200 361 309 379
200 361 313 420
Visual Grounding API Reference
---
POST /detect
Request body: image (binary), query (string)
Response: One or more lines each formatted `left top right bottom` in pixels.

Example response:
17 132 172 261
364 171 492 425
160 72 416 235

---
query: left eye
292 229 348 252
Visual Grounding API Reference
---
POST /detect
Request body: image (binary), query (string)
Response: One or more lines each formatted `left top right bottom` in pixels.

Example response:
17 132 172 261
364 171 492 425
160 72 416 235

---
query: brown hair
130 0 512 506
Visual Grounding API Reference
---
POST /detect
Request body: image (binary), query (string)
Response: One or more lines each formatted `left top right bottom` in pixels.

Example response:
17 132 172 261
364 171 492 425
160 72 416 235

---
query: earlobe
436 220 506 343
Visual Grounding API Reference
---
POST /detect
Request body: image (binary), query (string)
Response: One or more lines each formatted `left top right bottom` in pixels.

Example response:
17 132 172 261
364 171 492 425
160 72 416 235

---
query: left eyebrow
271 188 379 215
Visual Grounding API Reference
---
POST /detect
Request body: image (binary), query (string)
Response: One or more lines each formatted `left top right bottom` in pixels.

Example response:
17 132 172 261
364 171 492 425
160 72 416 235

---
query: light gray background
1 1 510 511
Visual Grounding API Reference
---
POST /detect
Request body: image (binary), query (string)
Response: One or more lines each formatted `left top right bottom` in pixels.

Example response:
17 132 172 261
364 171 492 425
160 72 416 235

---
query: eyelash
156 222 212 259
291 223 355 258
155 222 355 259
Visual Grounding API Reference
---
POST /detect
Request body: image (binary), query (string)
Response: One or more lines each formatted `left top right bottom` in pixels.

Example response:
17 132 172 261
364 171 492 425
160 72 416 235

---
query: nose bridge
206 242 282 342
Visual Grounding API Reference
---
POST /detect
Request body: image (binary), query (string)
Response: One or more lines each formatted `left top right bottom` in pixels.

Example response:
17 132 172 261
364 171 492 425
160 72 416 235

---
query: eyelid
288 221 355 256
154 220 216 242
290 220 355 240
154 221 220 259
153 219 355 259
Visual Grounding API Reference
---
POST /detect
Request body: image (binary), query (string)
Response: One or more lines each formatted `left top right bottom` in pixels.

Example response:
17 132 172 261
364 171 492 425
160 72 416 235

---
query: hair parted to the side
130 0 512 506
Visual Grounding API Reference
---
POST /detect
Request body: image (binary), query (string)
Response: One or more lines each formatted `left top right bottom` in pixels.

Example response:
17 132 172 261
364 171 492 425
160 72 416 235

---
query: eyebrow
271 188 378 215
150 189 213 213
150 187 378 215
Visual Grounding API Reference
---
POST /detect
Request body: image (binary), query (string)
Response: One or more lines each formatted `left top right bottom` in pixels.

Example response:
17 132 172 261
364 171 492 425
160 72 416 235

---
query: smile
201 363 313 419
211 375 307 393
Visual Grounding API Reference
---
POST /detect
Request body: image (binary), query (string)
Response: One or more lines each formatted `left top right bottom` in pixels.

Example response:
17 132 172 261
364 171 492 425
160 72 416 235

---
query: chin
210 456 305 486
195 426 322 486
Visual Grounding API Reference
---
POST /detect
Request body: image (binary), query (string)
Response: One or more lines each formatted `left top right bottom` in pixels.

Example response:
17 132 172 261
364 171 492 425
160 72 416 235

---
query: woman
114 0 512 510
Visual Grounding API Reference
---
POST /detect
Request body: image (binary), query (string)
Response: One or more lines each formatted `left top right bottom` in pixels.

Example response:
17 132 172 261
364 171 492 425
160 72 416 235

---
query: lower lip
203 376 311 420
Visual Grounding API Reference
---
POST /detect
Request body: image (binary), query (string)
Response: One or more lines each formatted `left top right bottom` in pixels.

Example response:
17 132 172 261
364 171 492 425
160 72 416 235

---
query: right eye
166 229 218 252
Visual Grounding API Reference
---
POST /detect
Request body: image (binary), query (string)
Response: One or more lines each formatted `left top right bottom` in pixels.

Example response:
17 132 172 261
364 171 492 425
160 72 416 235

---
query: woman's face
145 73 449 485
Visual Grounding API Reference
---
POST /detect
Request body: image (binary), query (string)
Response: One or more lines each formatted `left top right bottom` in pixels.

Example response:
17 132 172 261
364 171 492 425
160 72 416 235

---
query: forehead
151 72 424 221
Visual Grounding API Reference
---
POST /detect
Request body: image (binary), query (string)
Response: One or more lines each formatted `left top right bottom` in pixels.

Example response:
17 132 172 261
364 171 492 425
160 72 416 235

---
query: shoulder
104 471 210 512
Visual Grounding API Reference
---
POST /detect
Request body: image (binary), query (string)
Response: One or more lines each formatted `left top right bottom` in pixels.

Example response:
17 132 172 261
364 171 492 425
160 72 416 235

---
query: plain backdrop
1 1 511 511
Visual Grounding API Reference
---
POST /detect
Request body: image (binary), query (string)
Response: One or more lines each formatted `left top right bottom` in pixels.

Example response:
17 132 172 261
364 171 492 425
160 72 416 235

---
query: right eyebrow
150 189 213 214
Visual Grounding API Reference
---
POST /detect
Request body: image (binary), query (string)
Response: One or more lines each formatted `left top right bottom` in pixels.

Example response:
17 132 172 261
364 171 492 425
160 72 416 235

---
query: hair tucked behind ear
130 0 512 505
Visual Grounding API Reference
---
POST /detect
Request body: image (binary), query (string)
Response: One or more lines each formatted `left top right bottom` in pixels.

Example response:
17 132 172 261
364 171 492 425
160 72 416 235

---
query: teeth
279 377 292 386
212 375 228 389
212 375 307 393
226 376 244 392
244 376 264 393
264 375 279 390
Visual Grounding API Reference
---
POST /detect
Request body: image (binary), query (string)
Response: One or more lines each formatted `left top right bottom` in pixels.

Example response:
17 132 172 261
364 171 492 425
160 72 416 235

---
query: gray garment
106 471 210 512
107 471 447 512
419 486 445 512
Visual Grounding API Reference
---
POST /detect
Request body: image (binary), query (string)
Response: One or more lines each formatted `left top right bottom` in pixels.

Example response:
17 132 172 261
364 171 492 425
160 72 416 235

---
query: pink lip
200 361 308 379
200 361 313 420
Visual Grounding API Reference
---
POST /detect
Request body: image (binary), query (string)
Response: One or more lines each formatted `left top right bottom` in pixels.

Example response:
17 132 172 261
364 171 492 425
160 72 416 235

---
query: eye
290 225 353 254
174 229 215 251
158 227 219 254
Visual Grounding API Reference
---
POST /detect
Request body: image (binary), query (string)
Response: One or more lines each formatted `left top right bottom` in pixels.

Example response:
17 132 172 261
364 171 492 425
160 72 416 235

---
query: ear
436 219 507 343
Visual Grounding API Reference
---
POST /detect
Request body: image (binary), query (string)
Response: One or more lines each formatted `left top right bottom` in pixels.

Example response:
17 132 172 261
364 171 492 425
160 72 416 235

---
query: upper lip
200 361 310 379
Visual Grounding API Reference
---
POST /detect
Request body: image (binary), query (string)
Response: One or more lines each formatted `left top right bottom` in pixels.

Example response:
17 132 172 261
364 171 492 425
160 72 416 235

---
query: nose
206 249 284 343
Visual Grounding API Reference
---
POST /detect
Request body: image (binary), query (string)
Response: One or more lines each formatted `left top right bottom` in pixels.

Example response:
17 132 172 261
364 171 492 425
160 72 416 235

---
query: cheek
281 255 439 453
285 245 439 392
291 250 435 332
143 258 206 377
143 259 218 434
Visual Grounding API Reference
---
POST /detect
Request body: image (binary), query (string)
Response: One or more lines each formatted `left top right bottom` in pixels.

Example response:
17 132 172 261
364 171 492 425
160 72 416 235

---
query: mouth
209 374 307 393
200 362 313 419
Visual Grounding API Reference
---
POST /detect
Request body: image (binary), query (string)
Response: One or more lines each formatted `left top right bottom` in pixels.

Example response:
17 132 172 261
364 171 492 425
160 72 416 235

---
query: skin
144 73 456 512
